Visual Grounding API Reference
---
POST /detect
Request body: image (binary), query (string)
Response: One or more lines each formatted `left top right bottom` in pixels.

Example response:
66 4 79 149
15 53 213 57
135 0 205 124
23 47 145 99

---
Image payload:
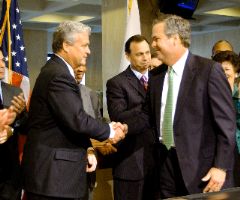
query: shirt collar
171 49 189 76
55 54 75 78
130 66 149 80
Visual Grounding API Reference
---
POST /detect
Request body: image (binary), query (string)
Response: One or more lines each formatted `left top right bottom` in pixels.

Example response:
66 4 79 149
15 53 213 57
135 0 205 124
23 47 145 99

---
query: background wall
191 29 240 58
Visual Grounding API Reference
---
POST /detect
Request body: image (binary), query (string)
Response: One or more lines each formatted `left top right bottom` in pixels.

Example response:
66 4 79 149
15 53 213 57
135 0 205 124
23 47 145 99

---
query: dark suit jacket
0 82 26 200
22 55 110 198
147 53 236 194
106 66 155 181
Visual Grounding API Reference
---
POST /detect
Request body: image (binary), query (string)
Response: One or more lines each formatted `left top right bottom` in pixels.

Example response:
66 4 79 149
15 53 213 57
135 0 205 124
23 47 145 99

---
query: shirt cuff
108 123 115 138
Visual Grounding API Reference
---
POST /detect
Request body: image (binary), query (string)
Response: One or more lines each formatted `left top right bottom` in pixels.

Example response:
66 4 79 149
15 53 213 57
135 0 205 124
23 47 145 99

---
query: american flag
0 0 30 102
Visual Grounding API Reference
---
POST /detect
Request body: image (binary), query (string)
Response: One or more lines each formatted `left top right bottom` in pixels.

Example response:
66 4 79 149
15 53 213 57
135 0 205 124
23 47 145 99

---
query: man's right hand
0 107 16 128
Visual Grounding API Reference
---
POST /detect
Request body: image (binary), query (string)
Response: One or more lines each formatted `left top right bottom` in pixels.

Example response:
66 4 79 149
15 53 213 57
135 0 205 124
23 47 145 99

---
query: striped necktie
140 75 148 91
162 67 174 149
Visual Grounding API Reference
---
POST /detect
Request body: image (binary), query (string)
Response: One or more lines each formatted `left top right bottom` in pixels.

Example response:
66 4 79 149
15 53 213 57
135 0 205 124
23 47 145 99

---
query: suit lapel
174 53 197 125
152 65 167 136
125 66 146 98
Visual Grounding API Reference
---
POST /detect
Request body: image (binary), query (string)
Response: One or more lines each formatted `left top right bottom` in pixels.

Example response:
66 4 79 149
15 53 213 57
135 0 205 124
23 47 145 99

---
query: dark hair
212 50 240 73
125 34 149 54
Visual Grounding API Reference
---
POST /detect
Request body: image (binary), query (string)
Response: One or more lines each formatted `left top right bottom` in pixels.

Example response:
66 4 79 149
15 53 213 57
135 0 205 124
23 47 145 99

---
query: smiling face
126 40 151 74
0 51 5 80
151 22 177 66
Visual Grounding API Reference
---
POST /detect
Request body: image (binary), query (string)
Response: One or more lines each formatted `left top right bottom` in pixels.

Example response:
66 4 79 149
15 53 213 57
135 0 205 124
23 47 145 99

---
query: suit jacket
0 82 26 200
106 66 155 180
148 53 236 194
22 55 110 198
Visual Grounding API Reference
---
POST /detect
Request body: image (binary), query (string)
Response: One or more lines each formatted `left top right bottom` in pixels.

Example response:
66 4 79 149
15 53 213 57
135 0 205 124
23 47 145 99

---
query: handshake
108 122 128 144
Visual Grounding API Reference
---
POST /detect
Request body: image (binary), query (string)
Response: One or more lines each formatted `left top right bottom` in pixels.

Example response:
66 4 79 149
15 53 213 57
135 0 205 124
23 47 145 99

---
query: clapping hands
0 107 16 144
11 93 26 115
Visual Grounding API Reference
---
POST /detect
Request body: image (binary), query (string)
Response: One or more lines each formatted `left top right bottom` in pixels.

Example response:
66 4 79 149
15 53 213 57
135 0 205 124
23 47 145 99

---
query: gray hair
52 21 91 53
153 14 191 48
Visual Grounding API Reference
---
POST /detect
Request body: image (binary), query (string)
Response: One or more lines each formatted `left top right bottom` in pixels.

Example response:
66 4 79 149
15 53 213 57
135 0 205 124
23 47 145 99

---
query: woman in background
213 50 240 186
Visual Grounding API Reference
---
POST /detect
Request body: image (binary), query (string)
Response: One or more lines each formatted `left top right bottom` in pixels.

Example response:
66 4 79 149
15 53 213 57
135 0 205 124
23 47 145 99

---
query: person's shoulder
149 64 168 76
189 53 215 65
107 67 129 85
80 85 92 93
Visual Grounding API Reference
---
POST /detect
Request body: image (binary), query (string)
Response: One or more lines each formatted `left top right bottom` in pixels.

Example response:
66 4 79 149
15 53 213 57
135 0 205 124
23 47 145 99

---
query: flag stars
16 61 20 67
20 45 25 51
5 56 8 62
16 34 20 40
12 51 17 56
12 24 17 29
16 8 19 13
24 57 27 62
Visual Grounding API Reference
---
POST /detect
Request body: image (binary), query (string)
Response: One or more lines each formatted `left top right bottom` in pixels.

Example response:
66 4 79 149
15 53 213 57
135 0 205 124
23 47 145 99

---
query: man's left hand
86 149 97 172
202 167 226 193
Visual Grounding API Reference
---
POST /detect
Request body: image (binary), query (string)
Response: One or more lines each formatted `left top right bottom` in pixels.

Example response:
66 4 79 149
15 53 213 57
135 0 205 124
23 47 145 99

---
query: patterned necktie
162 68 174 149
140 75 148 91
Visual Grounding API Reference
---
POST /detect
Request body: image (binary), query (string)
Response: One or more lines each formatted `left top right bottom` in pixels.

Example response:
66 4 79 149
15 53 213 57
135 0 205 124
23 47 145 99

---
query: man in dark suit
147 14 236 199
106 35 155 200
22 21 127 200
0 50 27 200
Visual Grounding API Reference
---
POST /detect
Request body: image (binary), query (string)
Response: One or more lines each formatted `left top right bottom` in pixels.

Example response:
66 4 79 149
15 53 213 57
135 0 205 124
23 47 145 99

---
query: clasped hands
94 122 128 156
108 122 128 144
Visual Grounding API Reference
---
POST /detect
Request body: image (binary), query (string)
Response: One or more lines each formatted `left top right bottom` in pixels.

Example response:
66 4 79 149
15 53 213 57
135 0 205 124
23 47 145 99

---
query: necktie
162 68 174 149
140 75 148 91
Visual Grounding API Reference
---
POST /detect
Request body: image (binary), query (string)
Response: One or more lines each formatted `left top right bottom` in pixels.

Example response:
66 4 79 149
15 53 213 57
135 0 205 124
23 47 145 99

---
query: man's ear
125 52 130 61
62 41 70 53
171 34 180 46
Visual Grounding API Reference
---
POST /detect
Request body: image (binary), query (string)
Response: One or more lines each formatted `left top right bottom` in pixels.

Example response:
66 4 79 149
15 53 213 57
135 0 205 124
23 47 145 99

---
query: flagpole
6 0 12 84
0 0 10 45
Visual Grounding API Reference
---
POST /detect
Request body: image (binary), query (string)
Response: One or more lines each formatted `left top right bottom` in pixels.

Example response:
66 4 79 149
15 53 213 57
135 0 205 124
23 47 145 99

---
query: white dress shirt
159 49 189 141
130 66 149 81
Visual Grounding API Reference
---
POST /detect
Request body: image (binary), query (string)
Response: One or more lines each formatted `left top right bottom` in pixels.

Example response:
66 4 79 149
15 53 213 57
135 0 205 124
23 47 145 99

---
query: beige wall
23 29 48 90
102 0 126 118
87 33 102 91
138 0 159 43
